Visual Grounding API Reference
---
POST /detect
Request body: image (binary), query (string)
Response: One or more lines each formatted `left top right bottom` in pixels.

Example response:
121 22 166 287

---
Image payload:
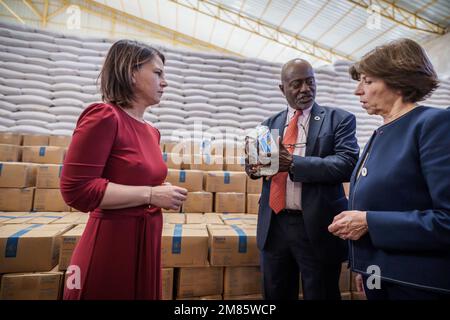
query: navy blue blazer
256 103 360 263
349 106 450 293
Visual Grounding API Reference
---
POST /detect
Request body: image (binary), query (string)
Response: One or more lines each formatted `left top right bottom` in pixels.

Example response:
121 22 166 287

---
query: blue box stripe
230 225 247 253
5 224 42 258
163 153 168 162
0 163 3 175
179 170 186 183
172 224 183 254
58 165 63 177
224 171 230 184
39 147 46 156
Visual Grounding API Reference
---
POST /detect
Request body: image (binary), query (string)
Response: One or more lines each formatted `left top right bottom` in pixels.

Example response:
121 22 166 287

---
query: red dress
60 103 167 300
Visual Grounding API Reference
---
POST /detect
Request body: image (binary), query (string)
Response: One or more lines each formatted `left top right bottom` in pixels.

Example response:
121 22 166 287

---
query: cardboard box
220 214 258 226
50 212 87 224
215 193 246 213
161 224 209 267
165 169 203 192
22 146 66 164
247 194 260 214
163 212 185 224
0 144 21 162
223 294 262 300
36 164 63 188
224 156 245 172
223 266 262 296
186 155 224 171
162 152 182 169
207 224 259 266
176 266 223 298
0 212 28 226
27 212 70 225
1 212 44 224
0 132 22 145
161 267 174 300
223 141 245 158
205 171 246 193
0 162 38 188
162 207 181 213
0 223 73 273
0 270 64 300
163 141 179 153
246 176 262 194
49 135 71 147
0 187 35 211
186 213 223 225
34 188 70 212
59 224 86 271
182 191 213 213
22 134 49 146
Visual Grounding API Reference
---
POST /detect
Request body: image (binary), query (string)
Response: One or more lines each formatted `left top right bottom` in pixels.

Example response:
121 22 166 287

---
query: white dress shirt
285 105 312 210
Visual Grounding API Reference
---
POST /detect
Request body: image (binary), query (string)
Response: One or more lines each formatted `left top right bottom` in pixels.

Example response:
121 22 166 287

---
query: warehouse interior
0 0 449 300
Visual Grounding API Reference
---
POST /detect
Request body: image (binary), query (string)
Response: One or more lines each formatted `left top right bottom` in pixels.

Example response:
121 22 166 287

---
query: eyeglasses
282 123 308 149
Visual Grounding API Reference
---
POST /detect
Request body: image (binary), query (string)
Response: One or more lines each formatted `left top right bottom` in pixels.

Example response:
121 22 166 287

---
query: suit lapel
305 102 325 156
271 109 288 141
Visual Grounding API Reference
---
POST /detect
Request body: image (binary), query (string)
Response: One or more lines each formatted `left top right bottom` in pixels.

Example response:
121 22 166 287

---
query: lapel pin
314 116 320 121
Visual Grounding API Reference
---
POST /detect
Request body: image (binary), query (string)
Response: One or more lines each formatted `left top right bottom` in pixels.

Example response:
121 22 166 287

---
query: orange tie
269 110 302 214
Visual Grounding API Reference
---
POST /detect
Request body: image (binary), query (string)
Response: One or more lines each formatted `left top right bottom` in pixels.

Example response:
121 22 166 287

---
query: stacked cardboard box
246 194 260 214
176 266 223 299
208 224 259 266
205 171 246 193
161 224 209 267
22 146 66 164
163 213 186 224
0 266 64 300
185 213 223 225
161 268 174 300
223 266 262 297
59 224 87 271
0 223 73 273
215 192 246 213
0 144 22 162
165 169 203 191
182 191 213 213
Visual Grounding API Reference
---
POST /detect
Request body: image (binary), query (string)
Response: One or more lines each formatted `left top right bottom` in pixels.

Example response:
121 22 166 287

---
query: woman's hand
328 210 369 240
149 185 188 210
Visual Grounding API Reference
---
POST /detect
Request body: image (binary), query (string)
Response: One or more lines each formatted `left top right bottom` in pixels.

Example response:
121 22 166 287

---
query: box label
224 172 230 184
39 147 46 156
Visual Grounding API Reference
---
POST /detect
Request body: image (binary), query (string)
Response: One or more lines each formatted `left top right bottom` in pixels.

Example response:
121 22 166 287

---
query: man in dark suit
246 59 359 300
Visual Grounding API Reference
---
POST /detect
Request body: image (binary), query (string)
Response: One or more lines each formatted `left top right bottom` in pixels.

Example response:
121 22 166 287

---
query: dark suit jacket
257 103 360 263
349 106 450 293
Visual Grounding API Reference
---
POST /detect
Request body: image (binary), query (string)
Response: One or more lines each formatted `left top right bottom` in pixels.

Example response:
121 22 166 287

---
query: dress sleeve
60 103 118 212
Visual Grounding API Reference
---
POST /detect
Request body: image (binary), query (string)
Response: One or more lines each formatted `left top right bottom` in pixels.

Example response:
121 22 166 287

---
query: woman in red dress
60 40 188 299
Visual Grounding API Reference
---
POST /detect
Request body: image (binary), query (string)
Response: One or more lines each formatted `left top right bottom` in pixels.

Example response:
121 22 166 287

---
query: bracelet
148 187 153 207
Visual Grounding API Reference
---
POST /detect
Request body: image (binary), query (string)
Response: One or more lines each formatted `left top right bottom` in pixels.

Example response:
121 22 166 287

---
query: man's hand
278 137 293 172
328 210 369 240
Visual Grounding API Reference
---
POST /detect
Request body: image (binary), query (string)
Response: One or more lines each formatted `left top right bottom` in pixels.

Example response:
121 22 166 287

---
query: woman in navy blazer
328 39 450 299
